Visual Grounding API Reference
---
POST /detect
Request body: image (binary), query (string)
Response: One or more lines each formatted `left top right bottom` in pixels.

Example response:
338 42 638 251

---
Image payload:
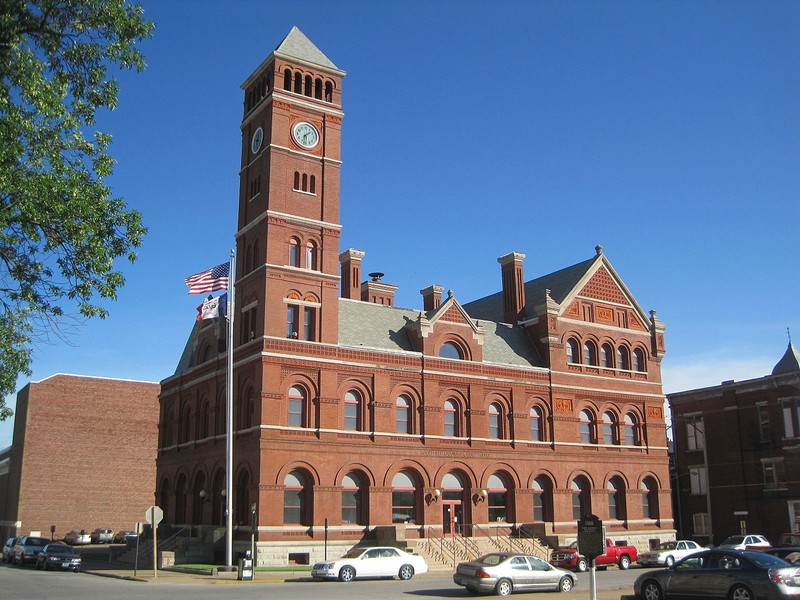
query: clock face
292 122 319 149
251 127 263 154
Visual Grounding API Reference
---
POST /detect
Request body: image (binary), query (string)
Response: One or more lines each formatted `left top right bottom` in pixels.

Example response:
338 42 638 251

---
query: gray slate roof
274 26 340 71
462 257 597 324
338 298 543 368
773 341 800 375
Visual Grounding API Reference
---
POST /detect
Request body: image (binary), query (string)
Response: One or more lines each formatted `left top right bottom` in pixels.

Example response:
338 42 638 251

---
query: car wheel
338 565 356 582
665 555 674 567
642 579 663 600
577 558 588 572
398 564 414 580
495 578 513 596
620 555 631 570
559 576 573 592
729 584 754 600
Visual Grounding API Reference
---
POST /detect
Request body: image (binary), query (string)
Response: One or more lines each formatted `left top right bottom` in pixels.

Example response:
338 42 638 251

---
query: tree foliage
0 0 154 418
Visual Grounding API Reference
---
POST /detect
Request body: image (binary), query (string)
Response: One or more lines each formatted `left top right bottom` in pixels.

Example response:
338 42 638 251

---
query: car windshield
722 536 745 545
745 552 791 568
28 537 49 546
659 542 678 550
478 554 511 566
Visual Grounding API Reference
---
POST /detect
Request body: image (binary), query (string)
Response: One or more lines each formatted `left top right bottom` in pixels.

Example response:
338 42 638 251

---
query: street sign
145 505 163 525
577 514 604 559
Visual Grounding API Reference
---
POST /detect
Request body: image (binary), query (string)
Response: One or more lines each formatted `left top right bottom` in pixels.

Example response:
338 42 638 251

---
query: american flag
185 262 229 294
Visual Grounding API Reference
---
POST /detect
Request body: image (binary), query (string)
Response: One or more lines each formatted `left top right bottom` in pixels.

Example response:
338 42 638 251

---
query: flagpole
225 248 236 569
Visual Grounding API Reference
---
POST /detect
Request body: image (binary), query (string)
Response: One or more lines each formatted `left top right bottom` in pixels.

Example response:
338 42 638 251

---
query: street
0 561 650 600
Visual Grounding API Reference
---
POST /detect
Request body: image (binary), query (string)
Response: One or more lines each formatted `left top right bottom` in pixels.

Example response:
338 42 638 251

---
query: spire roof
274 26 340 71
772 341 800 375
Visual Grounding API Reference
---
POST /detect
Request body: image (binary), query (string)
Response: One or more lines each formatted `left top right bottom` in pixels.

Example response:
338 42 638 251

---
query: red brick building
157 27 674 564
668 342 800 546
0 374 160 541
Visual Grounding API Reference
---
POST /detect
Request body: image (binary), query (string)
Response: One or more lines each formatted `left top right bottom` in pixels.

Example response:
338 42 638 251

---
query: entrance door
442 501 463 536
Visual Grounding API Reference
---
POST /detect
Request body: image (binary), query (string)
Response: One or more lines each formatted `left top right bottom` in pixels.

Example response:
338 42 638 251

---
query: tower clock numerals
251 127 263 154
292 122 319 149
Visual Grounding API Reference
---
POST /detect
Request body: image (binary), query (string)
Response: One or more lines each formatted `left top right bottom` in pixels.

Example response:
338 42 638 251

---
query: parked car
64 530 91 545
777 534 800 547
454 552 576 595
90 528 113 544
637 540 704 567
2 537 17 563
11 535 50 566
112 530 137 544
550 538 637 572
718 534 771 551
311 546 428 581
634 549 799 600
35 543 81 571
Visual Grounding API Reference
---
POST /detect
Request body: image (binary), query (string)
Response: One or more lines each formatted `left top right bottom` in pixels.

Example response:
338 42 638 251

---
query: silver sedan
453 552 577 596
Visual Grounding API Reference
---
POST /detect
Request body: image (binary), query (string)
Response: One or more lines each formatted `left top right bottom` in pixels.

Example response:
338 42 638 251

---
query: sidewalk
81 561 637 598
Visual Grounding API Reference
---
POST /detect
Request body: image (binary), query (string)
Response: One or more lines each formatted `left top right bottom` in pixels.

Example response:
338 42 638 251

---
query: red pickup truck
550 538 638 572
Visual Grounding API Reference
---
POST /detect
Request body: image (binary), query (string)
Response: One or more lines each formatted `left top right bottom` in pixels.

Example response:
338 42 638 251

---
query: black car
11 535 51 566
35 543 82 571
2 537 17 562
634 549 800 600
760 546 800 564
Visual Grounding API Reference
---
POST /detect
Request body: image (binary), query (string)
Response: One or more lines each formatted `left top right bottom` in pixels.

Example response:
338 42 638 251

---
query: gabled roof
773 341 800 375
274 26 341 72
463 248 651 327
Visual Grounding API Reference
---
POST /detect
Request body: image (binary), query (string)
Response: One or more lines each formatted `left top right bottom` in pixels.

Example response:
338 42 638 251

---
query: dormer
406 290 485 361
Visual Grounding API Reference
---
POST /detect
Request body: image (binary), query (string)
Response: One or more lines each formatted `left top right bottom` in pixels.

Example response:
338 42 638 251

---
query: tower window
304 74 312 97
289 238 300 267
325 81 333 102
284 68 292 91
287 304 299 338
303 306 316 341
293 72 302 93
314 78 322 99
566 338 579 364
305 241 318 270
292 171 317 195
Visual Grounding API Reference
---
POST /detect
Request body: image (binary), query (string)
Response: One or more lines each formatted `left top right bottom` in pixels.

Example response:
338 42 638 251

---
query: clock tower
235 27 345 349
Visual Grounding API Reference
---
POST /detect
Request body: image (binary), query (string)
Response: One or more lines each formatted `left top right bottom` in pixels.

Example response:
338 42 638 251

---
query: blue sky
2 0 798 447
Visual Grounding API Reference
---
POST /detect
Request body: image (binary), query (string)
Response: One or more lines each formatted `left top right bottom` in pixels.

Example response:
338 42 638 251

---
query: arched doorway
441 472 468 536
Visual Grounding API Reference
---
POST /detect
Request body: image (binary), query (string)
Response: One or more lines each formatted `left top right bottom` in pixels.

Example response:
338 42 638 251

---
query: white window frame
689 466 708 495
686 416 705 451
693 512 709 536
762 458 785 490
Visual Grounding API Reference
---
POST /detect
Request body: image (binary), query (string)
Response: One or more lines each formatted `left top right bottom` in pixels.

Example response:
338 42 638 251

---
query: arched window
325 81 333 102
180 405 192 443
305 241 317 270
641 477 658 519
444 399 459 437
571 476 591 519
617 346 630 370
283 470 307 525
583 341 597 366
159 477 171 524
488 474 510 522
342 472 366 525
391 471 418 524
289 238 300 267
236 469 251 527
309 175 316 194
293 171 300 190
580 409 595 444
602 411 618 445
283 68 292 91
633 348 646 372
566 338 579 363
175 473 187 524
395 395 411 434
532 476 552 522
304 74 312 96
608 477 626 520
301 173 308 191
624 413 639 446
530 406 543 441
163 410 175 447
214 391 225 435
489 403 503 439
293 72 302 93
601 343 614 368
198 399 210 439
439 342 462 359
288 385 307 428
314 78 322 99
239 387 254 430
344 390 362 431
212 470 225 525
192 472 206 525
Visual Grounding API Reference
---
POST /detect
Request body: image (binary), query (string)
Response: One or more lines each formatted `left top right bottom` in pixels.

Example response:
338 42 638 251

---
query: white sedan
311 546 429 582
637 540 703 567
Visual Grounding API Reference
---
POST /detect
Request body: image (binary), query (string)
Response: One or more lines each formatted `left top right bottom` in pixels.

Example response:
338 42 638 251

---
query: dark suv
12 535 50 566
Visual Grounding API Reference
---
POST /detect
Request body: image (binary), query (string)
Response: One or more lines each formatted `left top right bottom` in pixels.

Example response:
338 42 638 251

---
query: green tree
0 0 154 418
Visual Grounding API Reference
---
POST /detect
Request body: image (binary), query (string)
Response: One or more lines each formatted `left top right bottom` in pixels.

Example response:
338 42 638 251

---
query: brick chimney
339 249 365 300
498 252 526 324
361 272 398 306
420 285 444 312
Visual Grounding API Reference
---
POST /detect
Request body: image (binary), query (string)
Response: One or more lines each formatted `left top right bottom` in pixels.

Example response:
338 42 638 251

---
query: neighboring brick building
669 341 800 546
157 27 674 564
0 374 160 541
